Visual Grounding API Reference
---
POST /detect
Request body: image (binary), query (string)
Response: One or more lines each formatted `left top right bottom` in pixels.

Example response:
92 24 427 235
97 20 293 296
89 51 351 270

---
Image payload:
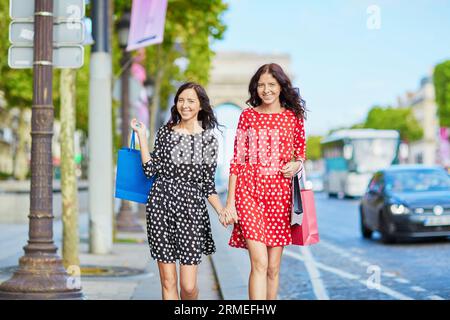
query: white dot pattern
229 108 306 249
142 124 218 265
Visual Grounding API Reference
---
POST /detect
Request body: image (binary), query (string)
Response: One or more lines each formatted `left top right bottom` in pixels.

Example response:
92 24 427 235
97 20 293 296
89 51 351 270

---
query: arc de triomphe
207 51 293 110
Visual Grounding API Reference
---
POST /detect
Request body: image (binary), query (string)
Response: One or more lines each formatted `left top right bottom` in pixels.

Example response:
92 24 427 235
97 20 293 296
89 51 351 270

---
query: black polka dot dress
142 124 218 265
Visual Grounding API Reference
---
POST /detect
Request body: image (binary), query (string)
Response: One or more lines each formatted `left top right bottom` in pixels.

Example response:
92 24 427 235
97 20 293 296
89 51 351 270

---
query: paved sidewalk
0 191 253 300
0 212 221 300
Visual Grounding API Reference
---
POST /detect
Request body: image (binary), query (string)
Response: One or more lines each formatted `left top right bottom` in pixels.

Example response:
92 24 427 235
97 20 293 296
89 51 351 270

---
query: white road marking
394 278 410 284
284 248 415 300
296 247 330 300
284 250 360 280
306 239 447 300
410 286 427 292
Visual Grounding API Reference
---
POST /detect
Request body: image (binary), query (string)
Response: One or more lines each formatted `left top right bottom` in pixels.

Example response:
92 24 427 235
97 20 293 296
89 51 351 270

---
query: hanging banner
126 0 168 51
439 127 450 167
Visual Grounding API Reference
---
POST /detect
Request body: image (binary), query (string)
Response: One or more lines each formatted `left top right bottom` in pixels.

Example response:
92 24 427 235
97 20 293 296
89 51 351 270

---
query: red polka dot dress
229 107 306 249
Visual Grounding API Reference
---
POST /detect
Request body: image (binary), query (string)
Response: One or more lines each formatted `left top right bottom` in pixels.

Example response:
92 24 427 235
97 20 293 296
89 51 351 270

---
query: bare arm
137 131 151 164
226 174 238 207
130 118 150 164
222 174 238 224
207 193 225 216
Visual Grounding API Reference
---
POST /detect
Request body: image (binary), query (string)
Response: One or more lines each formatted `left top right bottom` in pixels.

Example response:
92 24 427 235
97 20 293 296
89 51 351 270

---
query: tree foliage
306 135 323 161
0 2 89 134
114 0 228 110
0 2 33 109
433 60 450 127
1 1 227 136
363 106 423 142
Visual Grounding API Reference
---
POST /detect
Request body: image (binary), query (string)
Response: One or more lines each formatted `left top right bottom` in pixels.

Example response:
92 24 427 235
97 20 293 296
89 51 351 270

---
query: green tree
0 2 32 180
350 123 365 129
433 60 450 127
306 136 323 161
363 106 423 142
114 0 228 145
0 2 91 180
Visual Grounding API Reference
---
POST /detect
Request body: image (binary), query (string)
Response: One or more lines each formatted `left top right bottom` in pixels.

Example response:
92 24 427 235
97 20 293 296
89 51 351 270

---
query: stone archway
207 51 293 111
213 103 242 191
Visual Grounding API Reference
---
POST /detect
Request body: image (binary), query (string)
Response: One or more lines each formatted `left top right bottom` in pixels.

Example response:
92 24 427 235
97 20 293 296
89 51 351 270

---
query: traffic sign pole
8 0 86 69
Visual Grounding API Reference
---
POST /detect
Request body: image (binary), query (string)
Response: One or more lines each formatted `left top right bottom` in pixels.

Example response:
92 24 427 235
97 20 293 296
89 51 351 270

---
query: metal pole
88 0 113 253
116 45 144 232
0 0 82 299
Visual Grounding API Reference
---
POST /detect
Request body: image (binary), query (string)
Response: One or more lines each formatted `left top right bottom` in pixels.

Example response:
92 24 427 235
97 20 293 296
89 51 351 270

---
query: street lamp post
115 12 144 232
0 0 83 299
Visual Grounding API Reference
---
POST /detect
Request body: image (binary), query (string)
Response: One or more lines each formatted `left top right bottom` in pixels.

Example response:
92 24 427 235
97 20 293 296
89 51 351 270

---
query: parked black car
360 165 450 243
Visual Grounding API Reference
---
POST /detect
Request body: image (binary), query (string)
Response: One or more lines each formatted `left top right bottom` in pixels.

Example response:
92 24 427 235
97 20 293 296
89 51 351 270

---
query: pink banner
127 0 168 51
439 127 450 166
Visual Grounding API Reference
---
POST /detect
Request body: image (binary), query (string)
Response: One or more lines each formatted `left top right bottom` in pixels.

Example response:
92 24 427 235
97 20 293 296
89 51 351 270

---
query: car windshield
385 169 450 193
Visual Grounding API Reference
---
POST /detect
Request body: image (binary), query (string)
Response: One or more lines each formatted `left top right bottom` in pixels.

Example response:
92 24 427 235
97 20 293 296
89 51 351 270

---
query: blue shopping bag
115 131 155 203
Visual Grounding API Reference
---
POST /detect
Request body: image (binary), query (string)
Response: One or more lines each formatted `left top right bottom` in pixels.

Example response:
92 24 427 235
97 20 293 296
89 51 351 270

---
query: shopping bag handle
129 131 136 151
297 167 311 190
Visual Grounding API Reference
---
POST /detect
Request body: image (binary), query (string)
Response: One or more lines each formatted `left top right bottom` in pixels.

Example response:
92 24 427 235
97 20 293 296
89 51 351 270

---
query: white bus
321 129 400 198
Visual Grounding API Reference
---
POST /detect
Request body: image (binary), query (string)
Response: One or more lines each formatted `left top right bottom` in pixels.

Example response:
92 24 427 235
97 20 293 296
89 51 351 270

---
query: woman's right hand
130 118 147 138
223 202 238 225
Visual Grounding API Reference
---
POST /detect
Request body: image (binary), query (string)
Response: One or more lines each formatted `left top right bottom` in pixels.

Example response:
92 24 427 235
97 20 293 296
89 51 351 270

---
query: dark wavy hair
168 82 221 131
247 63 307 119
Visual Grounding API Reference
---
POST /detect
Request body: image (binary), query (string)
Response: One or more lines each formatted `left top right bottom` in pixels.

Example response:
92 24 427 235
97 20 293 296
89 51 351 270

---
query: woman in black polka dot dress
130 82 232 300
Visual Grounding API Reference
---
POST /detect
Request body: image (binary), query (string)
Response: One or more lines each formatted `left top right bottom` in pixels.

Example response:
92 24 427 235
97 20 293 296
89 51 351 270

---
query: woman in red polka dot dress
223 63 306 300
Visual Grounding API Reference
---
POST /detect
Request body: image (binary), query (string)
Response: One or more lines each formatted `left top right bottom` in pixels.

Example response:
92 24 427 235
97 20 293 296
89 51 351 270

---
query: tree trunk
13 108 29 180
60 68 80 269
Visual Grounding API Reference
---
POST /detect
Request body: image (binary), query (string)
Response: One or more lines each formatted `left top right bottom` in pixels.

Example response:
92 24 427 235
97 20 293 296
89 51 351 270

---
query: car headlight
390 204 410 215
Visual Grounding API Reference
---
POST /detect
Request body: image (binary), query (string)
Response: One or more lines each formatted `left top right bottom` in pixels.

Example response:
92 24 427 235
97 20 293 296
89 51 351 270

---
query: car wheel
360 207 372 239
380 213 396 244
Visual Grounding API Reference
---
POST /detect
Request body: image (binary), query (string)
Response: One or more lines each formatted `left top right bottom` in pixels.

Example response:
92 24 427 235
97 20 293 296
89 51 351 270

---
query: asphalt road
279 192 450 300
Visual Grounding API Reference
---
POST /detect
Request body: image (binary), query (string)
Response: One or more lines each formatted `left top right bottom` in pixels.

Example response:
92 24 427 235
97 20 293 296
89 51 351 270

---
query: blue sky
212 0 450 136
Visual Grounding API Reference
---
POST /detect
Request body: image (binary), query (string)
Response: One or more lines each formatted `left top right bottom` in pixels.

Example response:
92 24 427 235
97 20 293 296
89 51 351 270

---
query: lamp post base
0 254 84 300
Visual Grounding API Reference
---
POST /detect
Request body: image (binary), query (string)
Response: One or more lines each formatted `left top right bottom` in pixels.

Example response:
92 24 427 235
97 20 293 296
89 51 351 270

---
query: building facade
398 75 440 165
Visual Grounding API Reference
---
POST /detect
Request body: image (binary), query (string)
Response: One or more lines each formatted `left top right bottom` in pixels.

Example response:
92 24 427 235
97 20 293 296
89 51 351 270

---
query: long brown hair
168 82 220 130
247 63 307 119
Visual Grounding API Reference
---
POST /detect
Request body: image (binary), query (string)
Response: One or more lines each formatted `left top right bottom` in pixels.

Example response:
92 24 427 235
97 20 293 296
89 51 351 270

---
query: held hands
280 160 303 178
218 203 238 227
130 118 147 138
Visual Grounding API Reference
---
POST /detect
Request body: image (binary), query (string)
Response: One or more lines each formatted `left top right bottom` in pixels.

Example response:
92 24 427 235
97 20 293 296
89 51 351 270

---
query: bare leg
267 246 284 300
157 262 179 300
246 239 268 300
180 264 199 300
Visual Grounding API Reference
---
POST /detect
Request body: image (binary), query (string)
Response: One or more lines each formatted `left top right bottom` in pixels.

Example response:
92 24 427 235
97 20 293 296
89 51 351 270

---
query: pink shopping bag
291 171 320 246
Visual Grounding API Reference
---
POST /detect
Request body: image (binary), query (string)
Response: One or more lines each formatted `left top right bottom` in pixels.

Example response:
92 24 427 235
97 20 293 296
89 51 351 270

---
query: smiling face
257 72 281 106
176 88 201 121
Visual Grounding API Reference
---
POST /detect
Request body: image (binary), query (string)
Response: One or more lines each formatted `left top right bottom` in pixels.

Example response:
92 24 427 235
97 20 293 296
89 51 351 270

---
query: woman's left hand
280 161 303 178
